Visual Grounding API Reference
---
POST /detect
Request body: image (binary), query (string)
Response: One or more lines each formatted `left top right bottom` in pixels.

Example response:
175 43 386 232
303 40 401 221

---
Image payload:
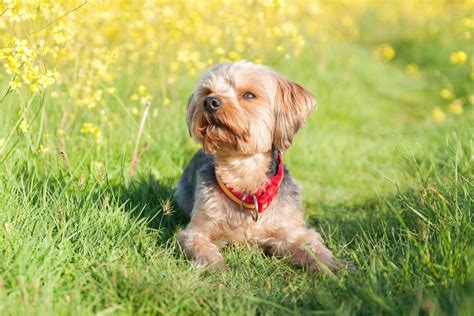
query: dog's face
186 61 315 154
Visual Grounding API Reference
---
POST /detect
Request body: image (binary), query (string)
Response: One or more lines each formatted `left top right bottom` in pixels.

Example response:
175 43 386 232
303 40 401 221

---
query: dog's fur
175 61 347 271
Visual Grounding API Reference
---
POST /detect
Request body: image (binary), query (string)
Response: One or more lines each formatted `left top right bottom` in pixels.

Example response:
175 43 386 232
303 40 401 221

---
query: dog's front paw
194 256 226 271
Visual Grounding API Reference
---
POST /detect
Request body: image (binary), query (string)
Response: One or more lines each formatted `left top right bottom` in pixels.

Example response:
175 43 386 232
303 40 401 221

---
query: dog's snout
203 96 223 113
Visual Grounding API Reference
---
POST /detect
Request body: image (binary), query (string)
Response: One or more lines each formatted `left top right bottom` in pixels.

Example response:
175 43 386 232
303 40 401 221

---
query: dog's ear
273 76 316 151
185 93 195 136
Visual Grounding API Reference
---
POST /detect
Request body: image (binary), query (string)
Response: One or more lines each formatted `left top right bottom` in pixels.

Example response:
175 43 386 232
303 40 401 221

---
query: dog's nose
203 96 222 113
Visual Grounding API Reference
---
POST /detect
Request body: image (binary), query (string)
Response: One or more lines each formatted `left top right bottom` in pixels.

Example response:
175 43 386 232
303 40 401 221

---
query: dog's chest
223 212 274 244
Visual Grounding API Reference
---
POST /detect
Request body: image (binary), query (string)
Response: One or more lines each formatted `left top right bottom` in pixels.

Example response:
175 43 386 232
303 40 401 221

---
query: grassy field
1 2 473 315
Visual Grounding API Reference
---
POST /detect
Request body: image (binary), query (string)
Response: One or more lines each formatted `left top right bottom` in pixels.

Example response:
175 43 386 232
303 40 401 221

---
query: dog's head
186 61 315 154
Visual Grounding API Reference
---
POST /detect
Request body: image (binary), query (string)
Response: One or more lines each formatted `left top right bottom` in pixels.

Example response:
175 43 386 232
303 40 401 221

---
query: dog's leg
178 225 225 269
286 227 339 272
264 226 348 273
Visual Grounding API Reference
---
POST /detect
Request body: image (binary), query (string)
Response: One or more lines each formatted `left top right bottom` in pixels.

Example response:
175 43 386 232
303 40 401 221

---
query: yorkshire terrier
175 61 350 272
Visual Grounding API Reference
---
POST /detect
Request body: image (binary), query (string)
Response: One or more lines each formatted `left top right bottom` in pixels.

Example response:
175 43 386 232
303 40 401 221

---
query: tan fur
215 150 272 194
177 61 350 273
273 76 316 150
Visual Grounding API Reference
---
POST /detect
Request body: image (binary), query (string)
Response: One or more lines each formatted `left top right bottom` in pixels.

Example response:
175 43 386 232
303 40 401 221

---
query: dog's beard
194 108 250 154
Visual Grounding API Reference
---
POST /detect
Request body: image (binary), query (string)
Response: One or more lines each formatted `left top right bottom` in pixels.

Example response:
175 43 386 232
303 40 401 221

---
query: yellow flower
37 144 49 153
450 51 467 65
106 87 116 94
448 99 463 114
57 129 65 136
30 83 41 94
214 47 225 56
432 107 446 122
463 18 474 28
375 44 396 61
5 56 21 75
138 85 148 95
19 120 30 133
80 123 94 134
228 51 241 61
81 123 100 136
0 48 10 60
9 77 22 90
38 70 58 88
81 123 102 143
52 22 74 45
404 63 419 74
440 89 454 100
163 97 171 106
14 42 32 62
382 46 395 61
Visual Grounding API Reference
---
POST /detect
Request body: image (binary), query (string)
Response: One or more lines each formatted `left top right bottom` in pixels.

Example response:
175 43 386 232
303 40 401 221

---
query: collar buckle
240 195 259 222
251 195 259 222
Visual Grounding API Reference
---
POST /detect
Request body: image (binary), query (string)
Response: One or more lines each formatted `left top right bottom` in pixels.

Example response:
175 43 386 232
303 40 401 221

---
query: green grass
1 40 473 315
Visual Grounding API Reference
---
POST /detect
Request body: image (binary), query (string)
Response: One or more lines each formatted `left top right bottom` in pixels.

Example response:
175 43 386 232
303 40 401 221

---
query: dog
175 61 349 272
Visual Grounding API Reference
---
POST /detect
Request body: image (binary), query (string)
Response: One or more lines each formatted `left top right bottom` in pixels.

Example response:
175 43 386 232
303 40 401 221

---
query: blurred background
0 0 472 201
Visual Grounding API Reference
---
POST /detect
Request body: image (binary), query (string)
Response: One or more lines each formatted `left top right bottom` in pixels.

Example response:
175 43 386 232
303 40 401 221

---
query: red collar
216 151 284 216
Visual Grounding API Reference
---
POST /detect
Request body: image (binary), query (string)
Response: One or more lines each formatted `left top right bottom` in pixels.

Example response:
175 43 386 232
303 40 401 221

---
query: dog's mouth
206 115 220 127
194 113 218 140
196 113 219 135
201 112 231 132
194 110 250 153
202 116 235 140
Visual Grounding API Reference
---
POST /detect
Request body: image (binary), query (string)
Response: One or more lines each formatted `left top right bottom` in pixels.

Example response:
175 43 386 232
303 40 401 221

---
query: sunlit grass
0 1 473 315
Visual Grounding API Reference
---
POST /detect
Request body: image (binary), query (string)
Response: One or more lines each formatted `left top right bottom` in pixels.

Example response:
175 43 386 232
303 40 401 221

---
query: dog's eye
242 92 255 100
